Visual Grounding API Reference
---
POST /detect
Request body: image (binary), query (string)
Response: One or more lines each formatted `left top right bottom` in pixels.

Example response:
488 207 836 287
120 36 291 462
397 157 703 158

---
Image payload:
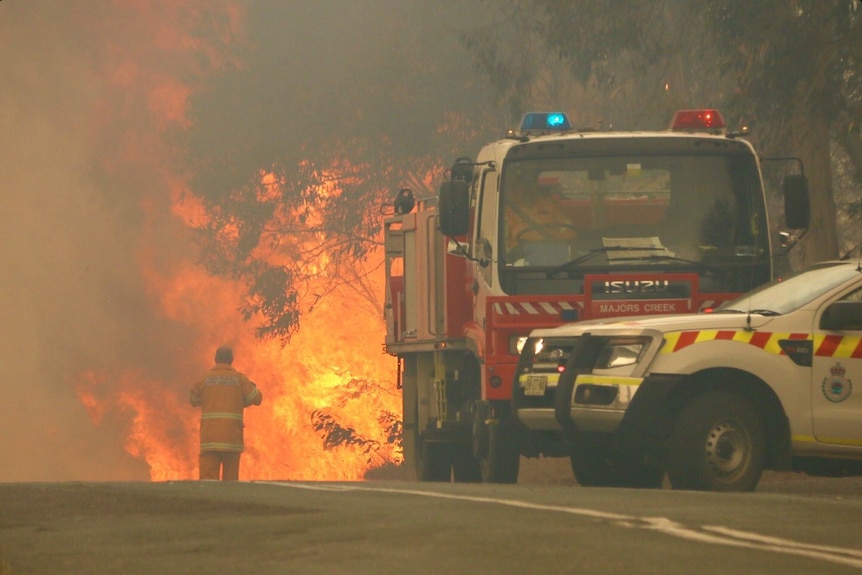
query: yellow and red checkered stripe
660 330 862 359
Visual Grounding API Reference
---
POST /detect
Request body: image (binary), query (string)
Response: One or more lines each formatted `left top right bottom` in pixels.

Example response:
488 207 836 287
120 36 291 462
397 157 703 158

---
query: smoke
0 0 488 481
0 1 234 481
185 1 491 197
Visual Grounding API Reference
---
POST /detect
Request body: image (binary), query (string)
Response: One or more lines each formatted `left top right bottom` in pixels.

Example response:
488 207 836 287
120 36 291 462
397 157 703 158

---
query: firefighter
190 346 263 481
504 173 577 265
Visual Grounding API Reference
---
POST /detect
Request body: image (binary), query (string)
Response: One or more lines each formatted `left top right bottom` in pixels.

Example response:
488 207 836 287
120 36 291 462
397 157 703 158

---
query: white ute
513 260 862 491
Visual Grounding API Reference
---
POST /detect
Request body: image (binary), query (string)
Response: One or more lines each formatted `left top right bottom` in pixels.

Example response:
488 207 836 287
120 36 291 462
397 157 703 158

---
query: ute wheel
570 437 664 488
418 441 453 482
479 421 520 483
667 392 765 492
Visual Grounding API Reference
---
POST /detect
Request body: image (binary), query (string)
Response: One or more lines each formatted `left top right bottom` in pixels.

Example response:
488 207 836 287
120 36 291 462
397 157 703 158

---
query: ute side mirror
820 300 862 331
438 179 470 237
783 174 810 229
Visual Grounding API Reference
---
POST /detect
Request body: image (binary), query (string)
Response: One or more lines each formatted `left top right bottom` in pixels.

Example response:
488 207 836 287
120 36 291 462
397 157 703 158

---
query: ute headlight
595 339 648 370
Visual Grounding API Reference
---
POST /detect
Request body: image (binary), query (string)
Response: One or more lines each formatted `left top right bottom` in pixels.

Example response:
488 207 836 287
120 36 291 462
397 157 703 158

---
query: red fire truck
383 109 809 482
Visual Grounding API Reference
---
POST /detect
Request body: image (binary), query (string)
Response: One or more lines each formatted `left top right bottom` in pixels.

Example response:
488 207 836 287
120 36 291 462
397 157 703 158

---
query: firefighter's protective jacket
505 193 577 255
190 363 262 452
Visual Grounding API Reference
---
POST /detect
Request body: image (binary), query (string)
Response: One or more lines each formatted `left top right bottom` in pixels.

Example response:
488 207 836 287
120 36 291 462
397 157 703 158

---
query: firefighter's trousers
199 451 241 481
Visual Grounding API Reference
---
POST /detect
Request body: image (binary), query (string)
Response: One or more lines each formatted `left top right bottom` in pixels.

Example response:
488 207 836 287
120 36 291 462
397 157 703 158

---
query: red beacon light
670 109 726 132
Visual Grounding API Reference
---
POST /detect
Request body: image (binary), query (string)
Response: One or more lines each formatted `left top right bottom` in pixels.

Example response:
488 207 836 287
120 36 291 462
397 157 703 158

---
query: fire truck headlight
510 335 531 355
594 339 648 370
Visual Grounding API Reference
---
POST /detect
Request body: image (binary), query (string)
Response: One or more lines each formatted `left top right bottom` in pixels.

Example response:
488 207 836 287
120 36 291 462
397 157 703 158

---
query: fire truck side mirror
782 174 810 229
446 239 469 258
438 180 470 237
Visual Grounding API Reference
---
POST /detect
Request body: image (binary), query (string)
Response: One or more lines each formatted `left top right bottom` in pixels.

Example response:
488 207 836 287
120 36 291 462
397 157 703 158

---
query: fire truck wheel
419 441 453 482
452 443 482 483
471 403 490 460
569 437 664 488
480 423 520 484
667 391 766 492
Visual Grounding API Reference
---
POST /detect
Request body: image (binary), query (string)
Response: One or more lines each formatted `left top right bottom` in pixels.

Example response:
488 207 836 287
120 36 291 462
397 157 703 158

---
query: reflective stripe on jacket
190 363 262 452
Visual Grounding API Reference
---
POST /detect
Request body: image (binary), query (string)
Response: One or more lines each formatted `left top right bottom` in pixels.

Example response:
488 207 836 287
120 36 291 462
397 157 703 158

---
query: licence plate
523 375 548 396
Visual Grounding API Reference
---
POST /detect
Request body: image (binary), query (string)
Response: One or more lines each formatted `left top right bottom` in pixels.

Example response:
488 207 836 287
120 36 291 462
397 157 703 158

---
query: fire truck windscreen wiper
601 254 725 277
548 250 725 279
546 246 665 278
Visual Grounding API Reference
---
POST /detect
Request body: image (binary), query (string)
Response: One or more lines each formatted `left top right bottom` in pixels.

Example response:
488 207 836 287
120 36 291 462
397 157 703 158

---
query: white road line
703 525 862 564
261 482 862 570
703 525 862 558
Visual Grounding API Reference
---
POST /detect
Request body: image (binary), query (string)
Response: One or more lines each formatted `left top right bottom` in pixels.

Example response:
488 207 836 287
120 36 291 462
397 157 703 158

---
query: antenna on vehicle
838 239 862 272
744 261 755 332
838 240 862 261
744 246 758 332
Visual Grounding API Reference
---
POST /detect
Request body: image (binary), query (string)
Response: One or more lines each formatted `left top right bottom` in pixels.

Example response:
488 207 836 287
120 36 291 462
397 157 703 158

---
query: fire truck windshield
497 148 769 295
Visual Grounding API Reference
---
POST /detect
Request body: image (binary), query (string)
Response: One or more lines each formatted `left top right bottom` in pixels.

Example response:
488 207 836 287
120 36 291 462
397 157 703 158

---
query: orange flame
76 237 401 481
71 0 402 481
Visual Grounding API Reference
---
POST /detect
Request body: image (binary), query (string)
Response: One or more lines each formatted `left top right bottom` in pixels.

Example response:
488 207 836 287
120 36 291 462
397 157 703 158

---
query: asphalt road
2 467 862 575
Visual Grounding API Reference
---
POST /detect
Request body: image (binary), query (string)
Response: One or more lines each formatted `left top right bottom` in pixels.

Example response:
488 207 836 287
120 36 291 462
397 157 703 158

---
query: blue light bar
519 112 572 132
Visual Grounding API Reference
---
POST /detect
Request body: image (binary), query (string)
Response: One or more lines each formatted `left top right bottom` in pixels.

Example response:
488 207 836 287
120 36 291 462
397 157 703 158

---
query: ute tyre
452 443 483 482
480 422 520 483
570 438 664 488
667 392 766 492
571 459 664 489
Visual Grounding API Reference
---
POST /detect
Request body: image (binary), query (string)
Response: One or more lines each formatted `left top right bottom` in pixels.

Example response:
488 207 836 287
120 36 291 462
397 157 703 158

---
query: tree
462 1 730 126
182 1 499 342
708 0 862 261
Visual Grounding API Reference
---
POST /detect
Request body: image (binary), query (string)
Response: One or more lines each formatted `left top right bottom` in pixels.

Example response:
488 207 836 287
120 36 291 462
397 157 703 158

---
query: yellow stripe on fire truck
660 330 862 359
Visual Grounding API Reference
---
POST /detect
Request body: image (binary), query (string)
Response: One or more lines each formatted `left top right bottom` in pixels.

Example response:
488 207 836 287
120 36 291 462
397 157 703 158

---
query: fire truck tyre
480 423 520 483
667 392 766 492
569 440 663 488
471 403 490 460
419 441 453 482
452 443 482 483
